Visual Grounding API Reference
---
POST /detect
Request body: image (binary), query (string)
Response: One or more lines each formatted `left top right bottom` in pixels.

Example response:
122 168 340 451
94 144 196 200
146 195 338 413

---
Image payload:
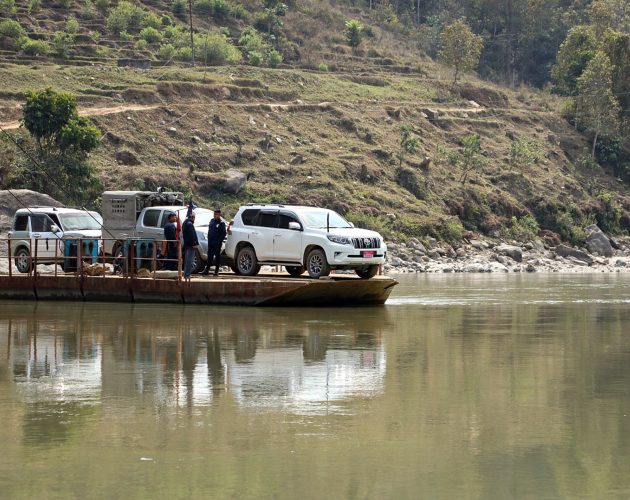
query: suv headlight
327 234 351 245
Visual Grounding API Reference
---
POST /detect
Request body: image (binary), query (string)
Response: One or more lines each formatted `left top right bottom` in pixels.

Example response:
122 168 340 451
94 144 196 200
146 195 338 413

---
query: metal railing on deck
0 237 184 280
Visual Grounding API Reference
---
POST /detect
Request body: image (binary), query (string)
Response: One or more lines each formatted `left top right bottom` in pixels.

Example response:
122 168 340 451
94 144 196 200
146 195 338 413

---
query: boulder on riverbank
585 225 614 257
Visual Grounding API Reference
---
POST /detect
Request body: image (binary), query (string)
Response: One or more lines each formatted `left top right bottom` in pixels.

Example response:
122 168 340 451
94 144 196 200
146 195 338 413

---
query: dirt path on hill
0 104 160 131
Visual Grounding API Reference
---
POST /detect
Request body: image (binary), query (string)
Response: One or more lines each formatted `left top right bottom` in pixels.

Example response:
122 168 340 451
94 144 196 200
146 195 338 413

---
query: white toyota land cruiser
225 204 387 279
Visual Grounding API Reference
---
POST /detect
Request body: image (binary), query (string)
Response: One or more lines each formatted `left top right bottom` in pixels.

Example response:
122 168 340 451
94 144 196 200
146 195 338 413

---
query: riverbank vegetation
0 0 628 247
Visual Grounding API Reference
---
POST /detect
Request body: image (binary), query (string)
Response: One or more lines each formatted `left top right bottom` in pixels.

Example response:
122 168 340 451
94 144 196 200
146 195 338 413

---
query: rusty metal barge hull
0 274 398 306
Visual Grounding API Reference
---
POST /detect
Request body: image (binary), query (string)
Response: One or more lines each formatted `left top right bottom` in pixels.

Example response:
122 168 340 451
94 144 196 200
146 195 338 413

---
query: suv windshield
59 213 102 231
301 210 352 229
179 209 214 227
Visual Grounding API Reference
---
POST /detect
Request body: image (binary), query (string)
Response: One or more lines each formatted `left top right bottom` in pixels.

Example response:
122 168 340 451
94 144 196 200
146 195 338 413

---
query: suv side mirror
51 224 60 233
288 221 302 231
349 222 355 228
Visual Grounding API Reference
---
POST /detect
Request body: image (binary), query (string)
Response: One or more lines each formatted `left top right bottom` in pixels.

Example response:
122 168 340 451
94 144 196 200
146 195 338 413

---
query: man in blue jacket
202 209 227 276
163 212 178 271
182 211 199 282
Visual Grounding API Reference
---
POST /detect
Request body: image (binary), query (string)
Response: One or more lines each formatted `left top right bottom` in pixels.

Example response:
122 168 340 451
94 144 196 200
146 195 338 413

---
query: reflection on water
2 274 630 499
1 304 389 422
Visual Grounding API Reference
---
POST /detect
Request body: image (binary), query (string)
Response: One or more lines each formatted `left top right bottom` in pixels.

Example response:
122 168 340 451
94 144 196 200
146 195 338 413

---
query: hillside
1 0 629 246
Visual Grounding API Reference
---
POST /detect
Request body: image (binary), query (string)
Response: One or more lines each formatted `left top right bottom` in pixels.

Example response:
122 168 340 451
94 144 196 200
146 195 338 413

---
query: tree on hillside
551 25 597 96
18 89 102 205
438 19 484 86
588 0 630 35
575 52 621 158
345 20 364 54
602 29 630 124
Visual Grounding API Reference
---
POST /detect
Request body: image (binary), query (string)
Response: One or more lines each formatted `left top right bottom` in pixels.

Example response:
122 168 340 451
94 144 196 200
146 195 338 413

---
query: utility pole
188 0 195 66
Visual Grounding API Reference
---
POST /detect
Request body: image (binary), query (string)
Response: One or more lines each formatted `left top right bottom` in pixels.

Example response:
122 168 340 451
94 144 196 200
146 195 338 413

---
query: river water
1 274 630 499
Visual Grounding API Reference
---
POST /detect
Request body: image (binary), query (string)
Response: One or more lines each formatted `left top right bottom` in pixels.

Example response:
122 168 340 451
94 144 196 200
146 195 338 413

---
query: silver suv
8 207 102 273
225 204 387 279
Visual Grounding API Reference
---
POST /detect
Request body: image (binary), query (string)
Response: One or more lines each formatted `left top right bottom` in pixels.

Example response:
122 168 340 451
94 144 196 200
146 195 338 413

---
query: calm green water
1 274 630 499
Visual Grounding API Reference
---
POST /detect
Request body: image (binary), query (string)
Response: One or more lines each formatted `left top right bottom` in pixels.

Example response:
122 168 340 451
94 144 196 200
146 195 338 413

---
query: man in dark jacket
202 209 227 276
182 212 199 282
163 212 178 271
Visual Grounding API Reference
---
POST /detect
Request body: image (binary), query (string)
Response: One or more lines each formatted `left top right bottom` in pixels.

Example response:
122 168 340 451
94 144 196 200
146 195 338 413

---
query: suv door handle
32 233 41 238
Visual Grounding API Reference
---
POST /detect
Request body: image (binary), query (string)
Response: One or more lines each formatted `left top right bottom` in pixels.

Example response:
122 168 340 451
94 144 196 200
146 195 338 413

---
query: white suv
8 207 102 273
225 205 387 279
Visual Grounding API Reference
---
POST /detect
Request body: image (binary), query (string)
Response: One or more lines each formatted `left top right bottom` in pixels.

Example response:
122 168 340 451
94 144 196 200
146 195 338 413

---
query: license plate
361 251 375 258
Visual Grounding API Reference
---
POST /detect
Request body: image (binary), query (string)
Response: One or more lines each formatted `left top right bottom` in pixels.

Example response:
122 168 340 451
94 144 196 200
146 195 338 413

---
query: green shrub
196 30 241 65
268 49 282 67
80 0 98 19
118 30 134 41
28 0 40 14
509 138 541 174
135 38 147 50
66 17 80 34
437 217 464 243
0 19 24 39
175 46 192 61
157 43 175 60
171 0 186 17
95 0 109 11
52 31 75 57
0 0 16 15
140 26 162 43
238 27 280 67
161 14 172 26
211 0 231 19
141 12 162 28
230 2 247 19
500 214 540 241
193 0 213 13
89 30 101 43
20 37 50 55
248 50 262 66
596 192 623 234
106 1 146 35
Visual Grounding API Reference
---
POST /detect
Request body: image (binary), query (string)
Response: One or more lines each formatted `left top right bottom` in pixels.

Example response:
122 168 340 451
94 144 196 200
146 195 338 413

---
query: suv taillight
227 220 233 235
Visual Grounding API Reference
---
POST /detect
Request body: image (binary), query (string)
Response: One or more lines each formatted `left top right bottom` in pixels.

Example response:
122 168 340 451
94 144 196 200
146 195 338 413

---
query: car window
241 209 259 225
257 212 277 228
278 213 300 229
301 210 352 229
30 215 53 232
13 215 28 231
59 214 100 231
143 209 161 227
160 211 176 228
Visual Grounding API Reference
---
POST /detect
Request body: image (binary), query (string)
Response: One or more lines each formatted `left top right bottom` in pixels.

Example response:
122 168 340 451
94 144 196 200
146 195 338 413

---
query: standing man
202 209 226 276
182 211 199 282
163 212 178 271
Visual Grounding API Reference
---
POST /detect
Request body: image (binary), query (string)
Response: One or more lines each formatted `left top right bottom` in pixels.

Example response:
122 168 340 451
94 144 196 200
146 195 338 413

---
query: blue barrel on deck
135 239 154 270
63 239 98 271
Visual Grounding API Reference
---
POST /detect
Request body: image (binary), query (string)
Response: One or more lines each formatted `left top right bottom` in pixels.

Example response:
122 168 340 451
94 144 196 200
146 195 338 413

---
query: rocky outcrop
554 244 594 265
383 235 630 274
585 224 613 257
496 244 523 262
0 190 63 220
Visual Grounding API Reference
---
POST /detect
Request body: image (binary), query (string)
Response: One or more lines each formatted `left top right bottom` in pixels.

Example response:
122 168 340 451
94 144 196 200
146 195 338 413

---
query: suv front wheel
306 249 330 279
355 265 379 279
15 247 32 274
236 246 261 276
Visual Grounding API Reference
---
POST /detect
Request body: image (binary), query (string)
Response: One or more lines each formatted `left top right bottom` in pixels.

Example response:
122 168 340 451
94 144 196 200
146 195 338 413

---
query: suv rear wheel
286 265 305 277
15 247 32 274
355 265 379 279
236 246 261 276
306 249 330 279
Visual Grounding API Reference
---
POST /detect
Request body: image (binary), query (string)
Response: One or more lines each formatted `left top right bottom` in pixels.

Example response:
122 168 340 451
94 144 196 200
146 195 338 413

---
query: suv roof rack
246 203 285 208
